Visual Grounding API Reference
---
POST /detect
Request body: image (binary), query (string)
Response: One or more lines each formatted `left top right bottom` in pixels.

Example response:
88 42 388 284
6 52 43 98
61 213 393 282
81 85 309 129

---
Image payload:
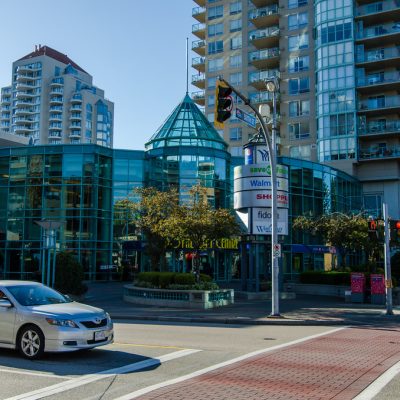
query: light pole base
268 313 283 319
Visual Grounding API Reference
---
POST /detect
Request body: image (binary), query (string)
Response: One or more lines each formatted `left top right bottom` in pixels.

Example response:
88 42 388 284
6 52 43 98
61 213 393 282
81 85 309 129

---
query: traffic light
214 81 233 129
390 220 400 244
368 219 378 240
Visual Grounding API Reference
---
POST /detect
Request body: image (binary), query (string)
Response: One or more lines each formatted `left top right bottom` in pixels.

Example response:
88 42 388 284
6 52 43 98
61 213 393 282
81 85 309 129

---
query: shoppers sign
234 190 289 209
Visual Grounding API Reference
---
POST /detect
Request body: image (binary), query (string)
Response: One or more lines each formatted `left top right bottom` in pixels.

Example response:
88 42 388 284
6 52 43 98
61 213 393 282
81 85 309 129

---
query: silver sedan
0 280 114 359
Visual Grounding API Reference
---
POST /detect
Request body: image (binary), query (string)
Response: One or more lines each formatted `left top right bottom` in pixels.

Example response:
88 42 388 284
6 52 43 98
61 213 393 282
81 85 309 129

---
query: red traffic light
396 221 400 229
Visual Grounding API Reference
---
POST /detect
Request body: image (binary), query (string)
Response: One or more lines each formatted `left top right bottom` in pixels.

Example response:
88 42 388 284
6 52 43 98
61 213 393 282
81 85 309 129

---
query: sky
0 0 196 150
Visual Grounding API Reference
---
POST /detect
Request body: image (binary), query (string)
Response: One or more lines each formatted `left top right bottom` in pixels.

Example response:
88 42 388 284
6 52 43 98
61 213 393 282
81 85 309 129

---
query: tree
157 185 242 281
55 251 87 295
293 213 379 268
132 187 179 271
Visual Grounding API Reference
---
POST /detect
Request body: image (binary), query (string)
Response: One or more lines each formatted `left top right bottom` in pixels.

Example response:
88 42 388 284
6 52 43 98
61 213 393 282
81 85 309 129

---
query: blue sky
0 0 195 150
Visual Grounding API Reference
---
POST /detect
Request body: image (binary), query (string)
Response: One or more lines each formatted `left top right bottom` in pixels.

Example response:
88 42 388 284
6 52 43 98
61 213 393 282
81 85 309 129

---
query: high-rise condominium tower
0 45 114 147
191 0 400 216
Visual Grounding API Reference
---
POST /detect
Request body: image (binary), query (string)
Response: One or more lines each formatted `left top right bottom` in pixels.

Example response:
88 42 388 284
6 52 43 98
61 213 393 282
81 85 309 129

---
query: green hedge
136 272 214 289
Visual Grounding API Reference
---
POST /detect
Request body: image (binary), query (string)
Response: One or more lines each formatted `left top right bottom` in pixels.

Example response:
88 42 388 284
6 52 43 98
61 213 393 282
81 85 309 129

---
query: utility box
351 272 365 303
371 274 386 305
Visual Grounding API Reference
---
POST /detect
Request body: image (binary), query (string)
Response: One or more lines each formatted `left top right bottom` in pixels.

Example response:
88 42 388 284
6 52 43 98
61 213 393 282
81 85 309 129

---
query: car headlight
46 318 79 328
105 312 112 324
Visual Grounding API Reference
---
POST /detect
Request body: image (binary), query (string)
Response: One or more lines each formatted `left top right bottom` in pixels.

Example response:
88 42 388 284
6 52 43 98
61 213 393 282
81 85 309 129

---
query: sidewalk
83 282 400 327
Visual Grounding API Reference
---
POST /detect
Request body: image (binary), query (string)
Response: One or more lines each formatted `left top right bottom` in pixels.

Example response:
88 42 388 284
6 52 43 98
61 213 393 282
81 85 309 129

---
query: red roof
18 45 87 73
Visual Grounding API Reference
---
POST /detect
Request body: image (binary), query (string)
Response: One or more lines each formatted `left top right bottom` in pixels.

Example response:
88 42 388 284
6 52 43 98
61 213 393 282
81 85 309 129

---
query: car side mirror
0 299 13 308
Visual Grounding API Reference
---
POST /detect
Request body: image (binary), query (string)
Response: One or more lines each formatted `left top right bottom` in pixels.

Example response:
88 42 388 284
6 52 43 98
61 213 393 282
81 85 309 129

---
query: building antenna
186 37 189 94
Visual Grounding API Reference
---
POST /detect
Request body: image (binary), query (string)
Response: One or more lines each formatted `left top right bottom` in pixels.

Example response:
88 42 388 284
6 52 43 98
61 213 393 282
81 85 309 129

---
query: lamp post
264 77 280 317
218 76 281 316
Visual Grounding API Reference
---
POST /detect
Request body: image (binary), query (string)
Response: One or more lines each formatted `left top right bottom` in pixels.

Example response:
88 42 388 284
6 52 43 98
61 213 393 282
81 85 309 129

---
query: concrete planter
123 285 234 309
284 282 350 298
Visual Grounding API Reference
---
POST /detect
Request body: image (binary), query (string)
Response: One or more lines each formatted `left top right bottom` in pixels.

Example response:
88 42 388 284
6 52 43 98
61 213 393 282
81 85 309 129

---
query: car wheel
18 325 45 359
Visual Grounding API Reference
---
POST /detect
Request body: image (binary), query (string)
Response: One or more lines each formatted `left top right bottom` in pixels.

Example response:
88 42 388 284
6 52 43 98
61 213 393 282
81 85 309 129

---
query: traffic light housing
214 81 233 129
368 219 378 240
390 220 400 244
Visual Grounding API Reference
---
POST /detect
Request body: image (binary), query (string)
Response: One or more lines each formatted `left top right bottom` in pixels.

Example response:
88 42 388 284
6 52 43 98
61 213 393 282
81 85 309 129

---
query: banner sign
234 190 289 209
371 274 385 295
234 176 289 192
351 272 365 294
252 221 288 235
234 163 289 179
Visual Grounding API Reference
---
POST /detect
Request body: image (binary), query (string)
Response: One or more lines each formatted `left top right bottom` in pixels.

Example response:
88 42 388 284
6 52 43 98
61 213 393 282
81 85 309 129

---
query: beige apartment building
0 45 113 147
191 0 400 218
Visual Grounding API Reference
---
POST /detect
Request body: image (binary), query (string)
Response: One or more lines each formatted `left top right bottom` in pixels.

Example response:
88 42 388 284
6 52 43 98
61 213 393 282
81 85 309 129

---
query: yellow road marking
112 342 186 350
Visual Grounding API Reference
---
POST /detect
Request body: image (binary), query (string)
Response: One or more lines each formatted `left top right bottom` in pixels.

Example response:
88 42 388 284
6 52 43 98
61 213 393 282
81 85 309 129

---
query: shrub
174 273 195 286
159 272 176 289
55 252 87 295
136 272 160 287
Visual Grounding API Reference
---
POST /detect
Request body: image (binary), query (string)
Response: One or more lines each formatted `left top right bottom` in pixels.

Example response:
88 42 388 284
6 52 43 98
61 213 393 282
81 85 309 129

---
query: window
289 100 310 116
208 76 217 88
229 54 242 68
288 12 308 31
289 56 309 72
290 144 311 159
230 36 242 50
208 5 223 20
230 18 242 32
208 94 215 107
230 72 242 86
288 33 309 51
230 1 241 14
289 122 310 139
231 146 243 156
208 22 223 37
208 58 223 72
318 20 352 45
207 113 215 123
208 40 223 54
289 77 310 95
229 127 242 141
288 0 307 8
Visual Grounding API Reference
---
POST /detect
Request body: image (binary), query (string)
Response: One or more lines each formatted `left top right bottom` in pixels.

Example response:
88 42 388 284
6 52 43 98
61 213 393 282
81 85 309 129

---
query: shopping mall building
0 94 362 286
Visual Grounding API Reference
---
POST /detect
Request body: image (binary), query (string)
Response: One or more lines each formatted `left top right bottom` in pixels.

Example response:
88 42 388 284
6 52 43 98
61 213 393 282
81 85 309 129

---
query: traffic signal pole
218 77 281 317
383 203 393 315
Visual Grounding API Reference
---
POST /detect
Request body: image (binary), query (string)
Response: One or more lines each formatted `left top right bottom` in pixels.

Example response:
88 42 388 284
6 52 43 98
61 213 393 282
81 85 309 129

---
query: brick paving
135 327 400 400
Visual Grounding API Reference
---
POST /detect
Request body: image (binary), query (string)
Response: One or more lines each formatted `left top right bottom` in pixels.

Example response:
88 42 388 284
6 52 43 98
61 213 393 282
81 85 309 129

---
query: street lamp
264 76 280 317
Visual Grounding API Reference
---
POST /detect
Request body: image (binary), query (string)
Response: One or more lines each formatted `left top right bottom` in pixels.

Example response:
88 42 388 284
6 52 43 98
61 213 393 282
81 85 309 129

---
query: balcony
356 46 400 68
16 73 35 81
48 132 62 139
249 90 275 105
49 123 62 130
192 40 206 56
51 78 64 86
70 130 81 138
69 123 82 129
14 125 32 134
249 47 280 69
358 95 400 114
14 116 33 124
15 108 34 115
1 97 11 105
359 144 400 160
49 114 62 122
70 113 82 120
191 90 205 106
50 96 63 104
70 104 82 111
249 5 279 28
356 71 400 93
193 0 205 6
192 23 206 40
15 100 34 107
71 94 82 103
358 120 400 137
50 88 63 95
251 0 278 6
192 57 205 73
192 73 205 89
16 82 35 90
249 70 280 90
249 27 279 49
356 1 400 24
17 65 40 72
50 106 63 113
356 22 400 45
16 90 35 98
192 6 206 23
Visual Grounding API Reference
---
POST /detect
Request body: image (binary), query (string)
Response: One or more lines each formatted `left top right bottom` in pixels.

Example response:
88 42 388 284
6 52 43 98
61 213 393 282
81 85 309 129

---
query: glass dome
145 94 228 151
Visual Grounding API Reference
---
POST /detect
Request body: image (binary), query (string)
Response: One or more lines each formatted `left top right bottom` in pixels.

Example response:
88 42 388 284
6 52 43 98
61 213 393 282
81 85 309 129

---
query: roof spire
186 37 189 95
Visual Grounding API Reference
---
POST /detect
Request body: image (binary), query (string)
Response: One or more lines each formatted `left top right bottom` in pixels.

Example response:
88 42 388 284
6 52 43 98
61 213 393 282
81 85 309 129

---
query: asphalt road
0 321 335 400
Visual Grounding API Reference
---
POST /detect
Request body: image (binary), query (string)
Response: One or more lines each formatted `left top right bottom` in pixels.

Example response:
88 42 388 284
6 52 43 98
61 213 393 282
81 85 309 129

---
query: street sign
236 108 257 128
273 243 281 257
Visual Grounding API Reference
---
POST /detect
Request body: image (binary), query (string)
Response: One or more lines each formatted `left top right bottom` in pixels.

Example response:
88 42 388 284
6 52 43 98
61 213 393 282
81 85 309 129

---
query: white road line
114 327 346 400
353 360 400 400
3 349 200 400
0 369 67 380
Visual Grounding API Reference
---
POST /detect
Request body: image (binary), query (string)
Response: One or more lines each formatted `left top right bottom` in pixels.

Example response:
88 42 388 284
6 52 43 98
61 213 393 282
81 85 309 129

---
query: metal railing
356 0 400 17
356 46 400 63
359 145 400 159
249 26 279 41
358 95 400 110
357 22 400 39
358 120 400 135
356 71 400 86
249 47 280 62
249 5 279 20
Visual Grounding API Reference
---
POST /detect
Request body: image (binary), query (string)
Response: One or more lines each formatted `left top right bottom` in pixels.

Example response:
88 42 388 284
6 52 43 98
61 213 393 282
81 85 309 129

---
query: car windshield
7 285 72 306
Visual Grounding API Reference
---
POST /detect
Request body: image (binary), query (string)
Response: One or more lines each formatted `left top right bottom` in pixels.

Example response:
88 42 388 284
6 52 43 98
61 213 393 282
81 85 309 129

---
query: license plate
94 330 106 341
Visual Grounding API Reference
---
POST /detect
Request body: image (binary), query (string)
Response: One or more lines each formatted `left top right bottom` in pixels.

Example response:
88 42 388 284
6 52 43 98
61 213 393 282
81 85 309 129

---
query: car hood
29 302 106 319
